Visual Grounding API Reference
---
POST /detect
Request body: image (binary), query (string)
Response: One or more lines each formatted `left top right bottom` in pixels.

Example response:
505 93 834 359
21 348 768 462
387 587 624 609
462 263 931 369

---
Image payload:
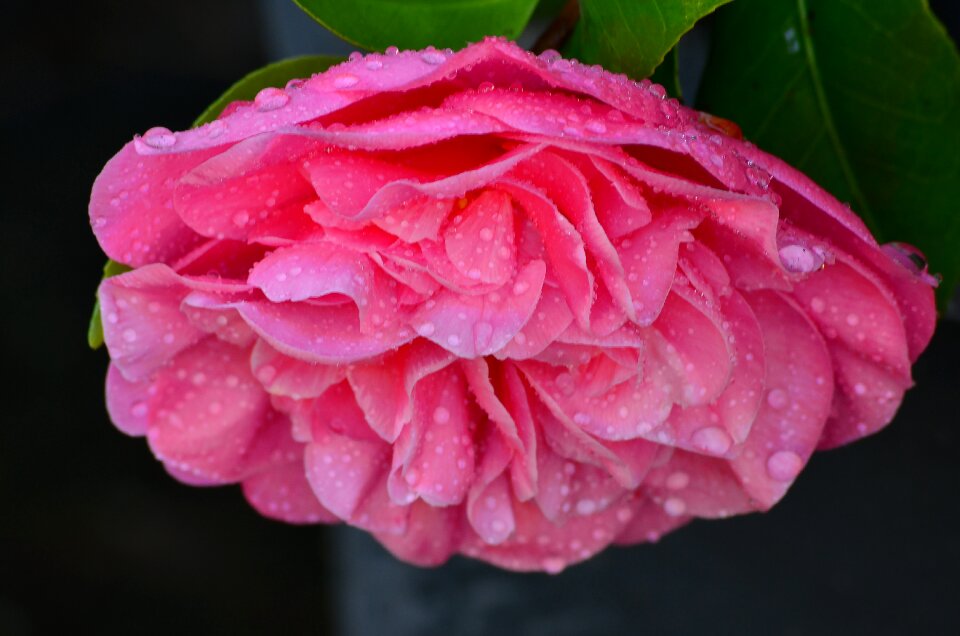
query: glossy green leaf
90 55 344 350
87 260 132 350
193 54 343 127
698 0 960 307
564 0 732 79
293 0 539 51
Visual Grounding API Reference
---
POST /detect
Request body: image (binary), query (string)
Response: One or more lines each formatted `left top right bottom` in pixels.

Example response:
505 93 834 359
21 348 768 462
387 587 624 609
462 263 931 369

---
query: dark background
2 1 959 634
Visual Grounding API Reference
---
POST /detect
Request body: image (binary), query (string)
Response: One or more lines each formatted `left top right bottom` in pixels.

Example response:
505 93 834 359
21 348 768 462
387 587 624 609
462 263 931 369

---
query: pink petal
105 363 151 437
387 366 477 507
249 339 345 399
243 461 338 524
820 346 912 449
247 243 402 336
226 299 414 364
461 496 635 573
347 339 455 442
642 452 753 519
661 290 765 450
586 156 652 239
443 190 517 286
616 209 701 326
613 496 691 545
145 339 276 483
304 425 391 523
411 259 546 357
651 291 733 408
793 259 911 376
374 501 464 567
89 143 213 266
732 290 834 506
175 135 318 241
512 151 636 321
373 196 453 242
493 284 574 360
497 181 594 329
98 265 206 380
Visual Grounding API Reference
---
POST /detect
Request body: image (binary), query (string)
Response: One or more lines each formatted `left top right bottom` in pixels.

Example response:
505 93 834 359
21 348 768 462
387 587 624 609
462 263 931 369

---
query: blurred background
1 1 959 634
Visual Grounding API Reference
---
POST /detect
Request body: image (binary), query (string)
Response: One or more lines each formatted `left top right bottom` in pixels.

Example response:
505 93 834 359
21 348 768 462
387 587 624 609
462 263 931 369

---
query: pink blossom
91 39 937 572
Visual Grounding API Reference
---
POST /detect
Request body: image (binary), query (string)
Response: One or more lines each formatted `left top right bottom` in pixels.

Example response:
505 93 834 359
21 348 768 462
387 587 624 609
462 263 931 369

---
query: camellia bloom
90 39 936 572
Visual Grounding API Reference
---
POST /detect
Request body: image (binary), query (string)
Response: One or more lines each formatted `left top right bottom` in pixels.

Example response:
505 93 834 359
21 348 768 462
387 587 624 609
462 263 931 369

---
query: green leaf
193 54 343 127
564 0 732 80
649 47 682 99
87 260 132 350
697 0 960 308
293 0 539 52
90 55 344 350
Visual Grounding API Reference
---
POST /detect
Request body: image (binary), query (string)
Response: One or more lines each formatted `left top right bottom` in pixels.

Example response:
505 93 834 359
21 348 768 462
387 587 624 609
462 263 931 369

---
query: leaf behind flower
564 0 732 80
698 0 960 307
293 0 539 52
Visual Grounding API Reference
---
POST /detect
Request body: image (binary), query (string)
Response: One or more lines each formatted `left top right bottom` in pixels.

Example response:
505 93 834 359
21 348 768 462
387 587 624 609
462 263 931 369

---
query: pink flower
90 39 937 572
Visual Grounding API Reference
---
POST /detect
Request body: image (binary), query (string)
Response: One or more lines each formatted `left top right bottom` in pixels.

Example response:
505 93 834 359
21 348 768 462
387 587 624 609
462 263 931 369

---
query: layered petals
90 39 937 573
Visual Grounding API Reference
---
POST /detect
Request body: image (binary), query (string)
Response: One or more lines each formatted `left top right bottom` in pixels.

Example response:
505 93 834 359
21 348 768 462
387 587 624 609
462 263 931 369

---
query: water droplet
385 46 399 56
447 334 461 347
665 471 689 490
142 127 176 149
420 49 446 65
766 388 788 410
542 556 565 574
131 402 148 418
575 499 597 515
256 365 277 384
122 328 138 343
205 120 225 138
539 49 562 63
433 407 450 425
585 119 607 134
512 280 529 296
663 497 687 516
479 228 494 241
766 450 803 481
254 87 290 111
365 58 383 70
478 81 495 93
232 211 249 227
691 426 732 455
418 322 436 337
333 74 360 88
555 372 574 395
779 244 821 273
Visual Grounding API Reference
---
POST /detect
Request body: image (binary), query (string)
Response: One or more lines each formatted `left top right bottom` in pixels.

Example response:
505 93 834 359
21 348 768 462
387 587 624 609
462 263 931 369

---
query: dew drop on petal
766 450 803 481
691 426 731 455
433 406 450 425
254 87 290 111
663 497 687 516
778 244 820 273
665 471 689 491
334 74 360 88
142 127 176 149
766 388 788 410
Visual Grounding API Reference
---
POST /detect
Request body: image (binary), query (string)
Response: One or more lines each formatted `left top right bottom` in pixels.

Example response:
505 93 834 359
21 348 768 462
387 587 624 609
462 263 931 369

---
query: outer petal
243 461 338 524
